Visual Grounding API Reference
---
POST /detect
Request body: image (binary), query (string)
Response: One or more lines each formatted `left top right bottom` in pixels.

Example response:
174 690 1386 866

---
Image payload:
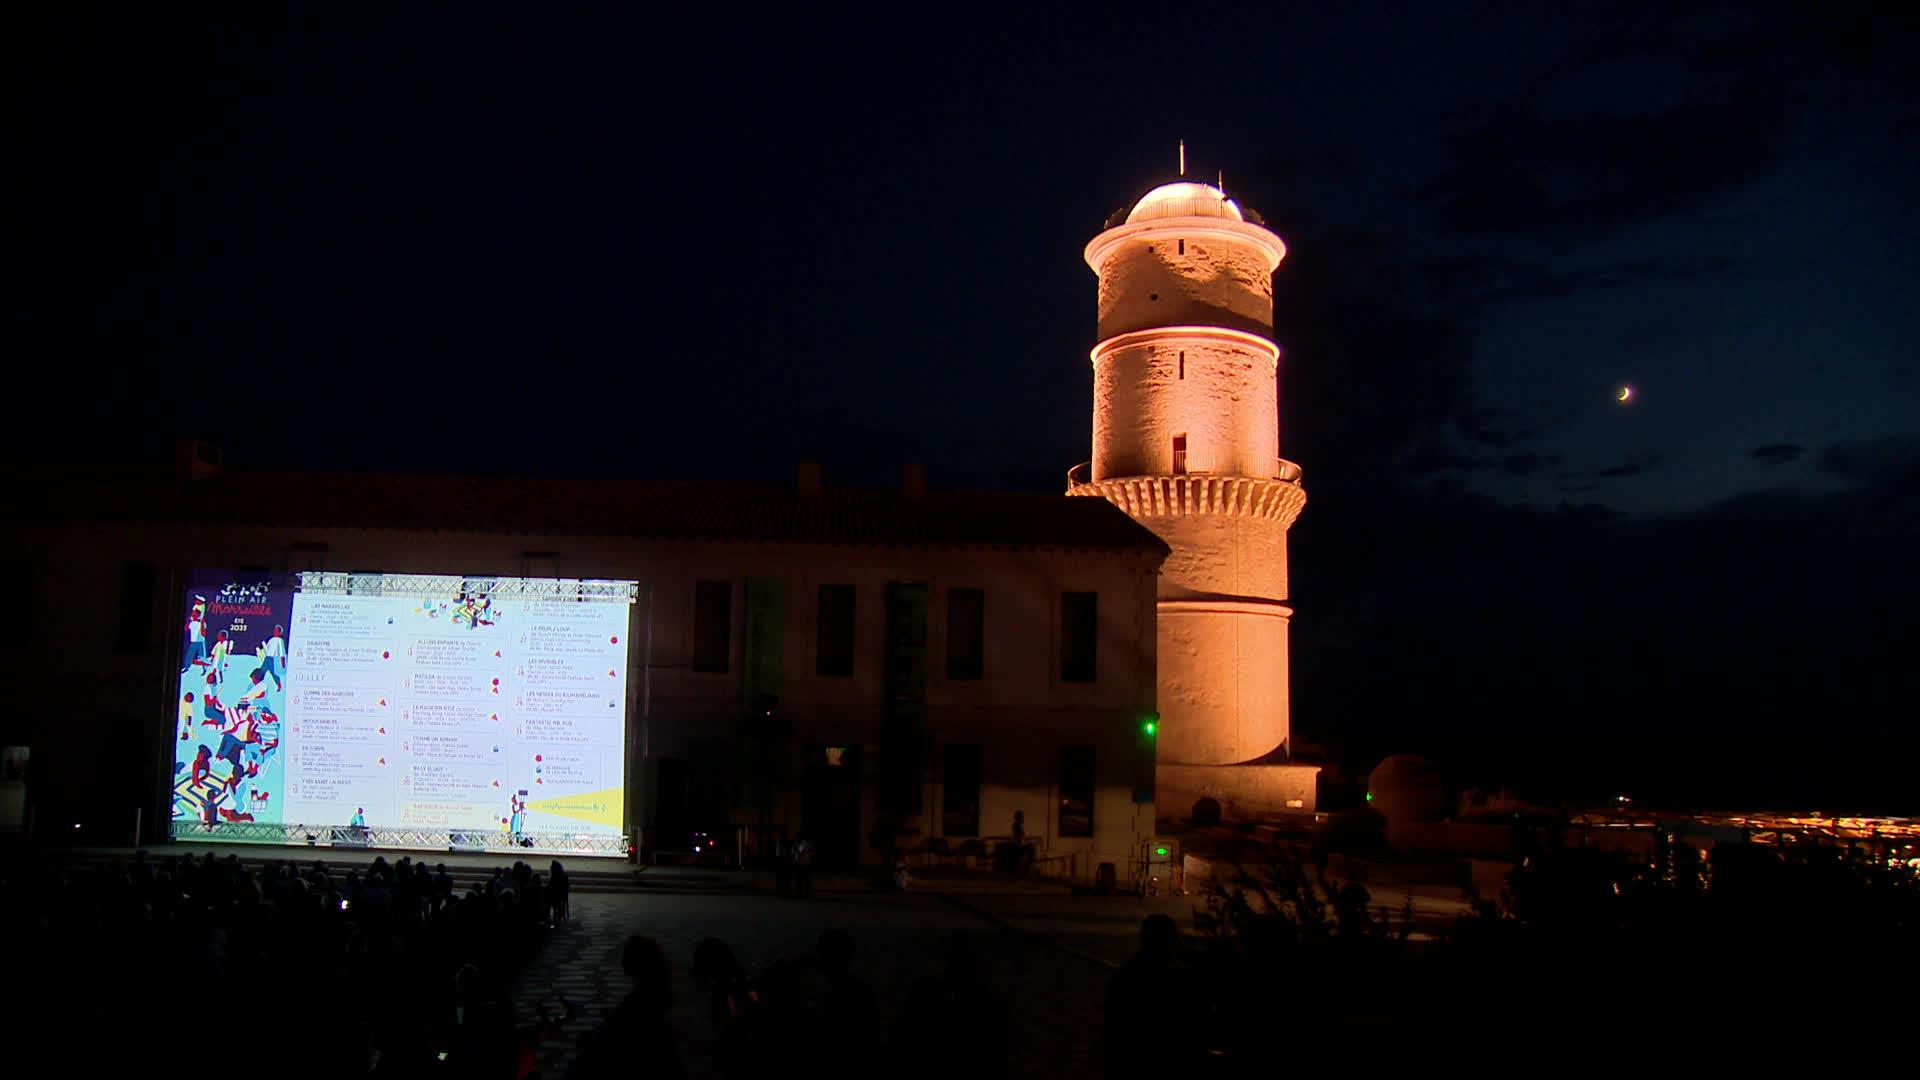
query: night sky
16 5 1920 808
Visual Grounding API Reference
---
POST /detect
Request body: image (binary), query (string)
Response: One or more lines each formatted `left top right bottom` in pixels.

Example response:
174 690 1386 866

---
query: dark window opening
1178 351 1185 380
816 583 855 677
289 542 328 572
1178 239 1185 255
1058 746 1095 838
946 587 985 680
1149 293 1159 301
1 561 29 656
1061 591 1098 683
1172 433 1188 475
522 550 560 580
692 580 732 673
943 745 982 837
116 561 157 652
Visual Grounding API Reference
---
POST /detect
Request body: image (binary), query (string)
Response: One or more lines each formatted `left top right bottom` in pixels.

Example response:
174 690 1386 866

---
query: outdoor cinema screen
172 570 637 856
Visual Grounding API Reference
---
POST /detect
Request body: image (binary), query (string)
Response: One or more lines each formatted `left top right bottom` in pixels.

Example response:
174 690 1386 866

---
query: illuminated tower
1067 179 1318 816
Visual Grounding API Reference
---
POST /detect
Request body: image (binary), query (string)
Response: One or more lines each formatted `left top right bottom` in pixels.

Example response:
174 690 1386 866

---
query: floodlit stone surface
1072 182 1317 812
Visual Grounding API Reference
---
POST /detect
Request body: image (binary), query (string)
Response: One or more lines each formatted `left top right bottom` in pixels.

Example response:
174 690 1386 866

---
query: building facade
5 468 1167 882
1068 181 1320 816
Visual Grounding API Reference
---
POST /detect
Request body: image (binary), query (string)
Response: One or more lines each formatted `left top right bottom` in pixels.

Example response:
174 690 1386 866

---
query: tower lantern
1068 178 1318 817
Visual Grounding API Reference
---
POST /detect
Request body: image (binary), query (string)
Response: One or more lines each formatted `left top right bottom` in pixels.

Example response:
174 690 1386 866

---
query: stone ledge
1067 472 1306 527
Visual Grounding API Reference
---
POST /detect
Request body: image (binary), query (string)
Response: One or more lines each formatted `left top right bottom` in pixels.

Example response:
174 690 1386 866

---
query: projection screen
171 570 638 856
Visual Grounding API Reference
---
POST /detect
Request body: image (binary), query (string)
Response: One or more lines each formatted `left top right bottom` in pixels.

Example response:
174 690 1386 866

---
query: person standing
569 935 687 1079
791 835 815 898
548 860 571 925
182 600 209 674
259 625 286 690
209 631 233 690
1104 915 1205 1077
773 834 792 897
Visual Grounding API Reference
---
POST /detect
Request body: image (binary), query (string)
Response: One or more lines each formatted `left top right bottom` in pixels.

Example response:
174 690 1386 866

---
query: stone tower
1067 180 1319 817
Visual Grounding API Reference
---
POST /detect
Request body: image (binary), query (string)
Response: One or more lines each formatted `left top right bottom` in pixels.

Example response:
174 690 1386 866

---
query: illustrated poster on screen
173 572 632 849
171 573 295 831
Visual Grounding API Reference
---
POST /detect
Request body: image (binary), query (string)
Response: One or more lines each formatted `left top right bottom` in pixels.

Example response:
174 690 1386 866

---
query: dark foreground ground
515 890 1113 1078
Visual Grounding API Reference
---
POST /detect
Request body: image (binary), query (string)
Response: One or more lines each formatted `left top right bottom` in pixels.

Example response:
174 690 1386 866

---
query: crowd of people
3 849 575 1077
570 928 1009 1079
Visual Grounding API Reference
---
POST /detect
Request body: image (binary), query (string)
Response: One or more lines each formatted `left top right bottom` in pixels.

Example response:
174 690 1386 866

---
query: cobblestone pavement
514 890 1111 1078
952 881 1473 964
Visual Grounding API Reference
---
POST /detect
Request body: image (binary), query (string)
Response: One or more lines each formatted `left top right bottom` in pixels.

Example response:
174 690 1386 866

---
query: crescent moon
1617 385 1633 402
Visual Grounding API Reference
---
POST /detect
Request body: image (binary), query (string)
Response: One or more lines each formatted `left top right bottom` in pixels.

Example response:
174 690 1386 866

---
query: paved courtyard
513 888 1127 1077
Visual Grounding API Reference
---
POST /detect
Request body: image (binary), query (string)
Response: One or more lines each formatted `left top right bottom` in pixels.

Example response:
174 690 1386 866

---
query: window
1177 238 1185 255
289 542 328 573
522 550 560 580
692 580 732 673
1178 351 1185 380
1061 591 1098 683
1172 433 1188 475
1 561 28 657
116 561 157 652
816 584 855 677
942 745 981 837
946 587 984 680
1058 746 1095 838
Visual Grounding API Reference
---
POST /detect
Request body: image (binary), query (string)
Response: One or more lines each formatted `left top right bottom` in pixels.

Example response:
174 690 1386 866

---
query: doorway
802 743 863 869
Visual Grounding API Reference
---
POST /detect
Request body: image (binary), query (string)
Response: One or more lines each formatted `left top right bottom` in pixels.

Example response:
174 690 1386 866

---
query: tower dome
1125 181 1245 224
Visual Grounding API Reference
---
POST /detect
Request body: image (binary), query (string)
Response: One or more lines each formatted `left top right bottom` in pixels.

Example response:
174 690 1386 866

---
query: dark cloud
1597 461 1650 479
1750 443 1804 466
1477 255 1748 304
1502 453 1560 477
1411 97 1789 244
1818 436 1920 486
1406 6 1920 247
1296 446 1920 809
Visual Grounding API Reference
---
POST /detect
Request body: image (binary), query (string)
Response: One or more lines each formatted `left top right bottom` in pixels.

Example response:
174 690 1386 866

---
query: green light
1155 846 1169 856
1365 792 1374 802
1143 720 1157 736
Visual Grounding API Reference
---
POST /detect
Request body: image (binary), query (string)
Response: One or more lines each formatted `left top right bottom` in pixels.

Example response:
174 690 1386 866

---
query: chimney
175 439 224 480
901 462 927 500
797 461 823 496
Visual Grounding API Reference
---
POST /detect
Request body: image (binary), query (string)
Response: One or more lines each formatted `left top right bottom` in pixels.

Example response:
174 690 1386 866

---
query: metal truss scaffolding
296 572 639 602
171 819 629 857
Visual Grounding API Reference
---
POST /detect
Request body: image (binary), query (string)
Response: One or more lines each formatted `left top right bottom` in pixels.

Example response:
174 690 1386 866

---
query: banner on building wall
170 570 638 856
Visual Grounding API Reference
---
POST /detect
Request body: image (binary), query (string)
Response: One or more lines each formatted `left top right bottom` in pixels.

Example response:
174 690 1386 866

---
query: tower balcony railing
1067 459 1306 527
1067 458 1302 487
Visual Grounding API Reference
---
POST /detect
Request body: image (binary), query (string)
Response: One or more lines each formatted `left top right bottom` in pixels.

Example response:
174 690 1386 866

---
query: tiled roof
18 471 1171 557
